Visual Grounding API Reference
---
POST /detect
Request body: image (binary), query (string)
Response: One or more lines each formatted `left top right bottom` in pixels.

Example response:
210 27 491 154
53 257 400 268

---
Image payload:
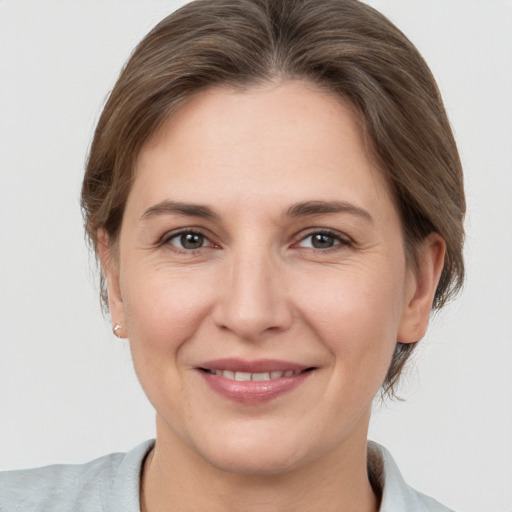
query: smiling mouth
200 369 310 381
197 363 315 404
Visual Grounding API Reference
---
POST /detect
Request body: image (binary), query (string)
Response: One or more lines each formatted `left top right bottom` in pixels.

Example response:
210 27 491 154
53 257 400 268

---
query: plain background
0 1 511 511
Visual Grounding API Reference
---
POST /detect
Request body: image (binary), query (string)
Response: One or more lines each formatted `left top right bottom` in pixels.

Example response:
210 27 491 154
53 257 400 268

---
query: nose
213 249 293 341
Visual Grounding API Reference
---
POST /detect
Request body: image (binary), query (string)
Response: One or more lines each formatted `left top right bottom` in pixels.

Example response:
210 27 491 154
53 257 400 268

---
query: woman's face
103 81 442 475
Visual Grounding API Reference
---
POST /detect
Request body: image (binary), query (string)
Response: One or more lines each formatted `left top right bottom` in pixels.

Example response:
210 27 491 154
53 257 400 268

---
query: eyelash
160 228 352 253
294 229 352 251
161 229 215 253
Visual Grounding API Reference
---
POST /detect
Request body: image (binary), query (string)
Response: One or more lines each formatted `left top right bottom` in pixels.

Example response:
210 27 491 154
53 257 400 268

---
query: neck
141 418 378 512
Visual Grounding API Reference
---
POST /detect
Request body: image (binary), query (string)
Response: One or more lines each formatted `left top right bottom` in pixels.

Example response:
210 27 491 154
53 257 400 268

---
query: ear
397 233 446 343
97 229 127 338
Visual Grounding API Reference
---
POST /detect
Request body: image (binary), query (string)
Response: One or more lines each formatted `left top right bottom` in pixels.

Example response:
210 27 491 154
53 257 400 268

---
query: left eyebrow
286 200 374 224
140 200 219 221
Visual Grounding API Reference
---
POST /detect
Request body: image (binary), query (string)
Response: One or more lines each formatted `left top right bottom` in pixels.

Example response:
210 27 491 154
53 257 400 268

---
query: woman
0 0 465 510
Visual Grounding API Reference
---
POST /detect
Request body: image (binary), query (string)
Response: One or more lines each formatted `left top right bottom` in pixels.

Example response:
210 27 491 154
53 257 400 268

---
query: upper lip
197 358 313 373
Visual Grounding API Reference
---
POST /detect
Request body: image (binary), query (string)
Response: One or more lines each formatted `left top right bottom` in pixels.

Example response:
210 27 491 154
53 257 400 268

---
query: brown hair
81 0 465 396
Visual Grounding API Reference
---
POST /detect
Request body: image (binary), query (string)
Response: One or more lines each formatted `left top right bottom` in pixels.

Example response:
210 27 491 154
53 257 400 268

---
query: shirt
0 440 455 511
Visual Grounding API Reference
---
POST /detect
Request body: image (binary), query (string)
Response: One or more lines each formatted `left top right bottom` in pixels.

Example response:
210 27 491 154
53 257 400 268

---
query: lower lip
199 370 312 405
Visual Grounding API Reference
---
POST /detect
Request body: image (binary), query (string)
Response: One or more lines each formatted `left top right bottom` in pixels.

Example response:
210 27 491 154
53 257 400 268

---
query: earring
113 323 123 338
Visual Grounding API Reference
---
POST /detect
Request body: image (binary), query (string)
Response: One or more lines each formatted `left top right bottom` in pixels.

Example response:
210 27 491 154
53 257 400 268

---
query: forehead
130 81 394 219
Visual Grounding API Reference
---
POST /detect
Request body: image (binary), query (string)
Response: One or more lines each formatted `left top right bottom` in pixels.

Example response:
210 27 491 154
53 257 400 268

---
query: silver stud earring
113 323 122 338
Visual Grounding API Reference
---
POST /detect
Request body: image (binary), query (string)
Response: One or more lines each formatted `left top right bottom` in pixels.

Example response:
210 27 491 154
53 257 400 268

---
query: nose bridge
214 241 291 339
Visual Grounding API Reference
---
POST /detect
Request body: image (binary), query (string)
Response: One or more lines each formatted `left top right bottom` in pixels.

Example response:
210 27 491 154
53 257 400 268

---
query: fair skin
99 81 445 512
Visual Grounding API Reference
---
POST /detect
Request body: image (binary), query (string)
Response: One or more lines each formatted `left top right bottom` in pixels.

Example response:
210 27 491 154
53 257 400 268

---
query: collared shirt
0 440 455 511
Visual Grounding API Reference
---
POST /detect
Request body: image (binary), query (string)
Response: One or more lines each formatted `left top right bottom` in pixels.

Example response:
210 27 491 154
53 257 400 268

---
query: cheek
118 265 219 421
295 261 405 370
120 263 217 358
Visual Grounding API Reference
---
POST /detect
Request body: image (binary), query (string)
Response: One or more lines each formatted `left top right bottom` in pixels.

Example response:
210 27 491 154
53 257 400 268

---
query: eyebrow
140 200 219 221
286 200 373 223
140 199 373 223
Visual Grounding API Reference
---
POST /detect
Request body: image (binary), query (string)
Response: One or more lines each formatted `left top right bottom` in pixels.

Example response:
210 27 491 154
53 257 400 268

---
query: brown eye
296 231 350 250
311 233 336 249
168 231 210 250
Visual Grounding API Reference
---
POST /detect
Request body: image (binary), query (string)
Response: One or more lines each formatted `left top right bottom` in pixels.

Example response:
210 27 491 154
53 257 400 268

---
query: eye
296 230 350 250
166 231 212 250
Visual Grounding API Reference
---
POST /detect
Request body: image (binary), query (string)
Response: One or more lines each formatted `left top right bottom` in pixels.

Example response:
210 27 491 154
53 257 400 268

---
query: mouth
196 359 316 404
200 368 309 381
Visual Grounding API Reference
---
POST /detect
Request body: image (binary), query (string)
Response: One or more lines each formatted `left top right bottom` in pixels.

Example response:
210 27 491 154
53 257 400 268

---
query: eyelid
293 228 353 248
157 227 352 251
159 227 218 249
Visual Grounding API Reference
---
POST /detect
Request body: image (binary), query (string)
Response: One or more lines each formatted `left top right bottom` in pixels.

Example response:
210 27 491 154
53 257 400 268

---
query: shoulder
368 441 456 512
0 440 154 512
0 453 122 512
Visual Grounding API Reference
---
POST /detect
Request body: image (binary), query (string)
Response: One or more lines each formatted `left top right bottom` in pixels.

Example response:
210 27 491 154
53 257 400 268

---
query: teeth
209 369 301 380
252 372 271 381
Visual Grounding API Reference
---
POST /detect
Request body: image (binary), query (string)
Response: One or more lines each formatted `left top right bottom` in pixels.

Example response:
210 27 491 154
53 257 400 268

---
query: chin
190 425 318 476
204 446 305 476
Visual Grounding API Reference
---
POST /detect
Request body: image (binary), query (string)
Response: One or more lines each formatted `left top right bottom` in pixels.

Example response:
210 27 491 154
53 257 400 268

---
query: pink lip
199 358 311 373
197 358 314 405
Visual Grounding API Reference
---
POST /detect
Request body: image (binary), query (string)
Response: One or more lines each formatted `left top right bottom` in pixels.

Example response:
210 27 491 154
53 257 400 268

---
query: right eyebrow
140 200 219 221
286 200 374 224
